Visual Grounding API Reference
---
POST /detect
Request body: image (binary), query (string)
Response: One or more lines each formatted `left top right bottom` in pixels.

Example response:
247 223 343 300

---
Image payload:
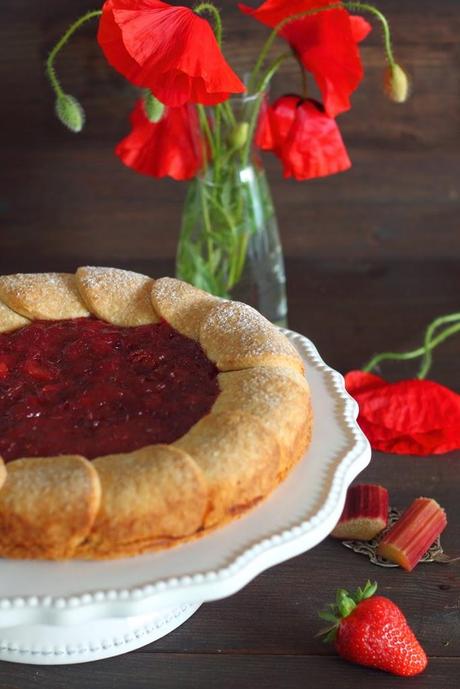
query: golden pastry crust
0 459 6 491
0 268 312 560
199 301 304 373
151 277 220 339
0 273 89 320
80 445 207 558
175 410 282 528
76 266 159 326
0 456 100 559
0 300 30 333
214 366 312 477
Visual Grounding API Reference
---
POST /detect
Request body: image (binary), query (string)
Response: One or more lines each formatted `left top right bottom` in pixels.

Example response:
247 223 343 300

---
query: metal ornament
341 507 452 568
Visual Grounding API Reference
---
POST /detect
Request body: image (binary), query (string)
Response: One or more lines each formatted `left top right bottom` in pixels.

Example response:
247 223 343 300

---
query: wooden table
0 257 458 689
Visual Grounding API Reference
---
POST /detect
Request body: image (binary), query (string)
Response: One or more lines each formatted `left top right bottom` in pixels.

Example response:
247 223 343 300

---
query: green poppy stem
343 2 395 67
249 3 343 93
46 10 102 98
362 314 460 379
194 3 223 46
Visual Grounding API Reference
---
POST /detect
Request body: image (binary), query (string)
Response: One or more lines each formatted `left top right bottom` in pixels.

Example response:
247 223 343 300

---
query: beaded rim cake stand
0 329 371 664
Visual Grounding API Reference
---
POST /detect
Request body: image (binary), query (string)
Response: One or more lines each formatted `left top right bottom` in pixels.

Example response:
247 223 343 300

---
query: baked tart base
0 268 312 560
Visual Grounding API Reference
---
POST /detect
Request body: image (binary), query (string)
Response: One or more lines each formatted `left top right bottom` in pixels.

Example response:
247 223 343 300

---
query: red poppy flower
115 99 204 180
239 1 371 117
257 95 351 180
345 370 460 455
98 0 245 107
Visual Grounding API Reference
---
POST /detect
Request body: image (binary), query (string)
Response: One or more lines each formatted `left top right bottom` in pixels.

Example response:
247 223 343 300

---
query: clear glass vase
175 94 287 326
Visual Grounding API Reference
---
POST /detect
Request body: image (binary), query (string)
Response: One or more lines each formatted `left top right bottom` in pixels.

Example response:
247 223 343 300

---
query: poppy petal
349 15 372 42
345 370 460 455
240 1 369 117
116 99 204 180
98 0 245 106
281 99 351 178
258 95 351 180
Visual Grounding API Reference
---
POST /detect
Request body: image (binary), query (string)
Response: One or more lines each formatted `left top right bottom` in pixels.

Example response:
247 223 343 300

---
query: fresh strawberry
318 581 427 676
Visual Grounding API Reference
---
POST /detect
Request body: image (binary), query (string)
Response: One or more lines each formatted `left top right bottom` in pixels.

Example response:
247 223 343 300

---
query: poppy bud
384 64 410 104
143 91 165 123
229 122 249 150
55 94 85 133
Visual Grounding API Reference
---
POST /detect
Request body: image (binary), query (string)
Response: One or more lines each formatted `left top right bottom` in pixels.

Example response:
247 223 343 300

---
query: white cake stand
0 329 370 664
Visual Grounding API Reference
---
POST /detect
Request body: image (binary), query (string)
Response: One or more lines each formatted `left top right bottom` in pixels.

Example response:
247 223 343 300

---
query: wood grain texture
0 260 458 686
1 0 459 263
1 0 460 686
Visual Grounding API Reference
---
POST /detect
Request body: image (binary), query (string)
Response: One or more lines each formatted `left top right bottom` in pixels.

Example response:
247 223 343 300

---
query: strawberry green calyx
318 580 378 643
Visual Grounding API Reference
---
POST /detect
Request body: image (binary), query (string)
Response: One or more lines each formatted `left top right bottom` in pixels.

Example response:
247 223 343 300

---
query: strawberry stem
318 580 378 643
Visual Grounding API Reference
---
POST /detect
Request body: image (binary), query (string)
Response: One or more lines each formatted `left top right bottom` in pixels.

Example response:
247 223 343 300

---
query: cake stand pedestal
0 603 201 664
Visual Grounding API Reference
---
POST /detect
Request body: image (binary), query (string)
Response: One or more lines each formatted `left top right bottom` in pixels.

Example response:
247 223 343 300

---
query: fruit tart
0 268 312 559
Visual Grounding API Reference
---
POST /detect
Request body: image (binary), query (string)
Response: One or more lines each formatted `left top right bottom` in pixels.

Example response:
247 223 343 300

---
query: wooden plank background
0 3 459 687
1 0 459 269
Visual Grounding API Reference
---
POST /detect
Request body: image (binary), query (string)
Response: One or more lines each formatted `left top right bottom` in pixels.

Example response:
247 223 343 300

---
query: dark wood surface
1 0 460 687
0 259 458 689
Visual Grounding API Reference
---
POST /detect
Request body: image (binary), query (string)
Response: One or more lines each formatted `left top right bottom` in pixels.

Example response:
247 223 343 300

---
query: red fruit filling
0 318 219 461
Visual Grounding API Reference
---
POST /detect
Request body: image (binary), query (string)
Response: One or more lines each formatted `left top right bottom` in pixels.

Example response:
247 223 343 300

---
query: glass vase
175 95 287 326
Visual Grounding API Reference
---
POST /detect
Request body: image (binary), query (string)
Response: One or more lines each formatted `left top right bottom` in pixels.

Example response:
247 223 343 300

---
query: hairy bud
230 122 249 150
384 64 410 104
55 94 85 132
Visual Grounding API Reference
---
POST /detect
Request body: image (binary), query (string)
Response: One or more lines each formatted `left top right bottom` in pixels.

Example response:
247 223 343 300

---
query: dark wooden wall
1 0 459 273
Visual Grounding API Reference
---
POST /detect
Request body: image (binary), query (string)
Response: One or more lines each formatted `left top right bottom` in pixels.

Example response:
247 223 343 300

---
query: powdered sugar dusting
78 266 149 291
0 273 89 320
202 301 301 360
76 267 157 326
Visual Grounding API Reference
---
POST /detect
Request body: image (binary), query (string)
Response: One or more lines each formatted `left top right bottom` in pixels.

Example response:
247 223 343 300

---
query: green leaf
338 597 356 618
362 580 378 600
335 588 349 608
318 610 338 624
55 94 85 133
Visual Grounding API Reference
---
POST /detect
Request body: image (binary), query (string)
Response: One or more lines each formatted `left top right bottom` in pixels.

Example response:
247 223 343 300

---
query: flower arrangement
47 0 408 318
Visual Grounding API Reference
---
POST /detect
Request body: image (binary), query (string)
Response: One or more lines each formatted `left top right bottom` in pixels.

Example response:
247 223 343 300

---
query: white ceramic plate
0 329 370 663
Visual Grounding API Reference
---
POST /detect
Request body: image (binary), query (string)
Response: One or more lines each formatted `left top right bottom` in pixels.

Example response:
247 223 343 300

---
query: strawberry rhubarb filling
0 318 219 461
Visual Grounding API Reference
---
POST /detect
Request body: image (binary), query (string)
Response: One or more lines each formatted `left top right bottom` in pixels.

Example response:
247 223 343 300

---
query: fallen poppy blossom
257 95 351 179
116 99 204 180
240 0 371 117
98 0 245 107
345 370 460 455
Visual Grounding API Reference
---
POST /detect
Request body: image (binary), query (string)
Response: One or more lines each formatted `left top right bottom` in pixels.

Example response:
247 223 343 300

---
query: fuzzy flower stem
197 104 216 160
46 10 102 98
194 3 223 46
242 52 289 165
418 313 460 379
362 315 460 377
344 2 395 66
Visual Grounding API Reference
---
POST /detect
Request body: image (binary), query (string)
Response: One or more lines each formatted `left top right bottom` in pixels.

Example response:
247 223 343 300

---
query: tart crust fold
82 445 208 557
175 410 282 528
151 277 220 340
199 301 304 373
214 366 312 477
0 301 30 333
0 456 101 559
0 273 89 320
76 266 159 326
0 268 313 560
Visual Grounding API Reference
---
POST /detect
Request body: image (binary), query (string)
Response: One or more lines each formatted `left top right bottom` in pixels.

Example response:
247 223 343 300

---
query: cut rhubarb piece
377 497 447 571
331 484 389 541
